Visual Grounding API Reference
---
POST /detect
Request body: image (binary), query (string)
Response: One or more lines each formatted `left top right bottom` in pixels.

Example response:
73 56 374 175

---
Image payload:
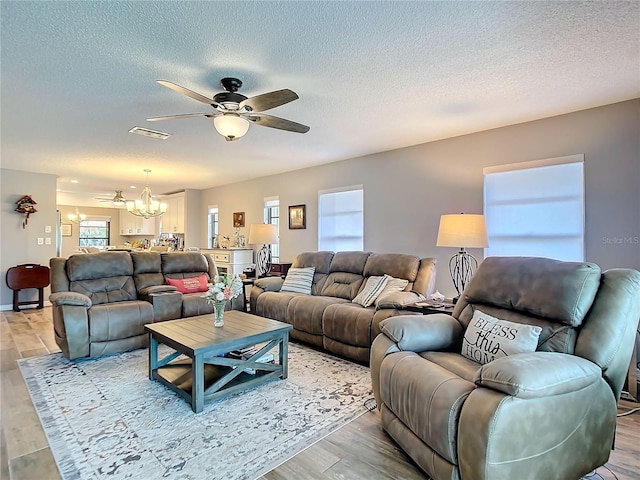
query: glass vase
213 300 226 327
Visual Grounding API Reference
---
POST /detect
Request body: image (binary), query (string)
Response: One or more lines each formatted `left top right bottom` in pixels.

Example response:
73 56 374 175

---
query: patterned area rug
18 343 372 480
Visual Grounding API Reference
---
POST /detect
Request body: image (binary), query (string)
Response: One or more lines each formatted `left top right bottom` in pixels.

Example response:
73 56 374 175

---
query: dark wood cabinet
268 263 292 277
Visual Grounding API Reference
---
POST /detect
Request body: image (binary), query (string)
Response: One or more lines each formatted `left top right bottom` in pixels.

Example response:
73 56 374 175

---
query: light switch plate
37 237 44 245
45 225 52 233
45 237 52 245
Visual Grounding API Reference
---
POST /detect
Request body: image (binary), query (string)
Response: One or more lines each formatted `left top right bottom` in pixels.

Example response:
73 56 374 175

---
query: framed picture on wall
61 224 72 236
289 204 306 230
233 212 245 228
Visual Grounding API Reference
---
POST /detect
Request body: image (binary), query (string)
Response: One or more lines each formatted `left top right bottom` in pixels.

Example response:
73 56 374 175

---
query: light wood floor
1 308 638 480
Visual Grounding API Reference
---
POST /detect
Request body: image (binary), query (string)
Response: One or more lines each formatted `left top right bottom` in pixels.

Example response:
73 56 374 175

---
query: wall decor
61 224 72 237
15 195 38 228
289 204 306 230
233 212 245 228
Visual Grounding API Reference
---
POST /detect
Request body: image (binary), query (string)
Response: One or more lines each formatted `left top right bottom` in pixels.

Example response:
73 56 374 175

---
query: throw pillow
374 275 410 306
352 275 389 307
166 274 209 294
461 310 542 365
280 267 316 295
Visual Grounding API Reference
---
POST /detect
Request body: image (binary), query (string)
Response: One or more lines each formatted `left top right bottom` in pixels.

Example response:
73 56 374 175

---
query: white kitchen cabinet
200 249 253 276
160 194 185 234
119 210 157 236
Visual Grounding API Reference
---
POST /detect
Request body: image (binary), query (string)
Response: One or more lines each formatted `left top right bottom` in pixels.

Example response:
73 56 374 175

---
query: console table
201 249 253 276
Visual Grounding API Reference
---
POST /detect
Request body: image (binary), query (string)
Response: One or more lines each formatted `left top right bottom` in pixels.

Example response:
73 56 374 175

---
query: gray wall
200 99 640 298
1 169 58 307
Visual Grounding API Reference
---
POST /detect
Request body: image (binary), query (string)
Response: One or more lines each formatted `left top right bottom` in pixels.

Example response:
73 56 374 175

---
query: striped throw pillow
280 267 316 295
352 275 389 307
374 275 409 306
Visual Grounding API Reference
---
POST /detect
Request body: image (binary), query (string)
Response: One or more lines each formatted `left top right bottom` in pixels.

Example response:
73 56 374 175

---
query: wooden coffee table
145 310 293 413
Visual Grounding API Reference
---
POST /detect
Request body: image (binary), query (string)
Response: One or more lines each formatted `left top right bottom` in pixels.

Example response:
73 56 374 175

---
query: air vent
128 126 170 139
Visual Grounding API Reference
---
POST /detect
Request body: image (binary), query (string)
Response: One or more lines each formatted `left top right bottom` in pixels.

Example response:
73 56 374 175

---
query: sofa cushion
281 267 315 294
363 253 420 289
66 251 133 281
131 252 165 291
352 275 388 307
71 276 137 305
461 310 542 365
323 302 376 348
288 295 349 335
166 274 209 294
463 256 601 327
254 291 302 323
88 300 153 342
181 293 214 317
292 251 334 295
161 252 210 275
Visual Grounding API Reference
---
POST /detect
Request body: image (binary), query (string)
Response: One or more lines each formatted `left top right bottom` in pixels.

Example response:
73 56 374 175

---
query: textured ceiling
1 1 639 207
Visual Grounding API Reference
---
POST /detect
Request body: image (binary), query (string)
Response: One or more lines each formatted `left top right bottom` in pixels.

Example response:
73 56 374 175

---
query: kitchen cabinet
200 249 253 276
160 194 185 234
119 210 157 236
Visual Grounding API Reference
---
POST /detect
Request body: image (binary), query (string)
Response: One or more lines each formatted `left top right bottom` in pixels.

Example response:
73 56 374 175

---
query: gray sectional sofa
49 251 239 360
250 251 437 363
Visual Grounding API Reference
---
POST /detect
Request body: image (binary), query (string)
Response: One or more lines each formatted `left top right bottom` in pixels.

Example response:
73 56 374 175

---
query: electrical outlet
45 225 52 233
37 237 44 245
45 237 52 245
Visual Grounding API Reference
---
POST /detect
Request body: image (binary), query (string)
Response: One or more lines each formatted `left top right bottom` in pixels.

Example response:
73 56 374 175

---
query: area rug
18 343 372 480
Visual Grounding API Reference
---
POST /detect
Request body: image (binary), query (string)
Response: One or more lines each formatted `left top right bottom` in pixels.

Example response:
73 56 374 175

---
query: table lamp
436 213 488 302
248 224 279 277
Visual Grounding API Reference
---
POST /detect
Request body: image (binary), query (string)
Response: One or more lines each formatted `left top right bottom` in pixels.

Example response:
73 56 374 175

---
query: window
264 197 280 263
318 185 364 252
208 206 219 248
483 155 584 261
79 220 110 248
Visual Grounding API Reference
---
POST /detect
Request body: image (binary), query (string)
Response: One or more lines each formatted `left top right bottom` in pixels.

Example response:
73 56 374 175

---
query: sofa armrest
474 352 602 399
139 285 178 296
376 290 426 309
379 314 463 352
49 291 92 308
254 276 284 292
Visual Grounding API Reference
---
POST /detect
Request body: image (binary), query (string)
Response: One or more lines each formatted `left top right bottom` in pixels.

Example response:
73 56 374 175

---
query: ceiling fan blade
147 113 213 121
246 113 310 133
240 89 299 112
156 80 217 105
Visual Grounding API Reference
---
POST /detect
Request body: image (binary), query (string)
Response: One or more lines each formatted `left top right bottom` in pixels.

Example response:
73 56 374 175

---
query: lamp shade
248 224 278 245
213 115 250 141
436 214 488 248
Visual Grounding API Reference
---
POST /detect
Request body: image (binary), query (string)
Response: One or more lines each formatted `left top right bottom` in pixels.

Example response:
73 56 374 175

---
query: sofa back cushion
66 252 137 305
320 251 371 300
292 251 334 295
363 253 419 290
455 256 602 355
161 252 211 279
131 252 164 291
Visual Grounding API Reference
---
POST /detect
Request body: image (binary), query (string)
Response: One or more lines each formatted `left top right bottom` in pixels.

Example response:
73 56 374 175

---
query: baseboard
1 301 51 312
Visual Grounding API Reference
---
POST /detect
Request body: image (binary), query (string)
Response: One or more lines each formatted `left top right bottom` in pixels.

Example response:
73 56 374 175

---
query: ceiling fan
95 190 127 206
147 77 310 141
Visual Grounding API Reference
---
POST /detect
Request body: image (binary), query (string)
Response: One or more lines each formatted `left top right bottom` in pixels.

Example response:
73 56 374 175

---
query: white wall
1 169 58 307
200 99 640 298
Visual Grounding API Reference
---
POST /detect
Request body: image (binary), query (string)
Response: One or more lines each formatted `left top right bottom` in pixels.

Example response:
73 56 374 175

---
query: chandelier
126 169 167 219
67 207 86 224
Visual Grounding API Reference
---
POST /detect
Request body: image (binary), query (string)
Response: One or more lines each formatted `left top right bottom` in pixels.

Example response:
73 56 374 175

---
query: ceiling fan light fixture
213 115 249 141
112 190 126 206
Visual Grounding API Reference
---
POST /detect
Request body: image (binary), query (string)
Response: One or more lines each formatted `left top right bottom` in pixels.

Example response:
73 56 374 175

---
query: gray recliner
371 256 640 480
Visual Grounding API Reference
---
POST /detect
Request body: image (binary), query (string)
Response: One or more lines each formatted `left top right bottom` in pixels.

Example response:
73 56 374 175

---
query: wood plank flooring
1 308 638 480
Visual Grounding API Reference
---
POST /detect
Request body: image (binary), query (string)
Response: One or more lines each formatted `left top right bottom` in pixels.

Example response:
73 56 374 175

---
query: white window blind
483 155 585 261
318 185 364 252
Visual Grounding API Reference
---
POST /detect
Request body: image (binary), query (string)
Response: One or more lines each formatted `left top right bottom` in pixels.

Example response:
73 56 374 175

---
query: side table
404 302 455 315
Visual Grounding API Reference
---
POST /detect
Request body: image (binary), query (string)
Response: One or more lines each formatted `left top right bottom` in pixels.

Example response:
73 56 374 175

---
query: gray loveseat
49 251 239 360
250 251 436 363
